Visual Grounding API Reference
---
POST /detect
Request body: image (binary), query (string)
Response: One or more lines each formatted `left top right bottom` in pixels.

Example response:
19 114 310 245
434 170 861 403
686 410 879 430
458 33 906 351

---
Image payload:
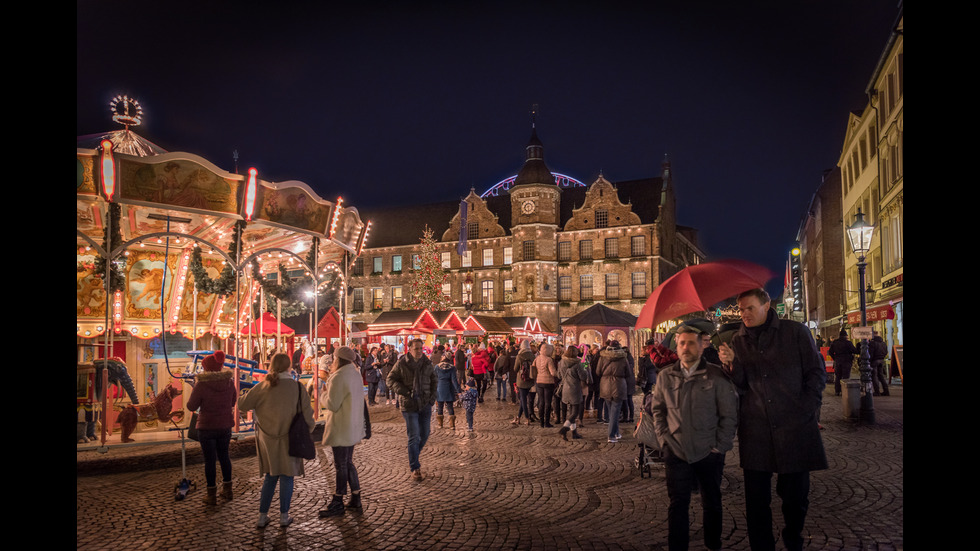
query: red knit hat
202 350 225 372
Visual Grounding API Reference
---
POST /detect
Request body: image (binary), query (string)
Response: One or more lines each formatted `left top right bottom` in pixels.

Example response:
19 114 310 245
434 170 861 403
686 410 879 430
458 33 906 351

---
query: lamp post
463 273 474 312
846 207 875 424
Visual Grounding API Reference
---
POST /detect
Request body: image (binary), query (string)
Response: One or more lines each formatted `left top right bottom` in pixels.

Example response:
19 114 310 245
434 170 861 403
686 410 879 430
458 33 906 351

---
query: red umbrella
635 259 774 330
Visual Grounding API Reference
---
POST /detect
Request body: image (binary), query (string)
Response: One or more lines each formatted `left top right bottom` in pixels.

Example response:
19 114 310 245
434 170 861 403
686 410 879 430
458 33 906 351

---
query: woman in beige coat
318 346 367 518
238 353 315 528
534 343 558 428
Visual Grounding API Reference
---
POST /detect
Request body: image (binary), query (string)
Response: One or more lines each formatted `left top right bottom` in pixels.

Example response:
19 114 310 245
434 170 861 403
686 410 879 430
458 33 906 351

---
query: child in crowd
461 378 479 432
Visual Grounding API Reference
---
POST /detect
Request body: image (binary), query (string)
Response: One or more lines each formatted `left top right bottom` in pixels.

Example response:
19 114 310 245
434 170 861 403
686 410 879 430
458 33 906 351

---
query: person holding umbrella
719 288 827 551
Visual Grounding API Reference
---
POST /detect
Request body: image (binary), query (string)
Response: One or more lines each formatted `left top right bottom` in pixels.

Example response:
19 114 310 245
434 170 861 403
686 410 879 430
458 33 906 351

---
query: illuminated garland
93 203 126 293
189 219 244 297
249 238 339 318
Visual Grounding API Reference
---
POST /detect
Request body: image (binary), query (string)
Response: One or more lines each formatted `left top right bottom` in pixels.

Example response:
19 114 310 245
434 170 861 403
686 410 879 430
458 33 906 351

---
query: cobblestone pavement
77 385 903 550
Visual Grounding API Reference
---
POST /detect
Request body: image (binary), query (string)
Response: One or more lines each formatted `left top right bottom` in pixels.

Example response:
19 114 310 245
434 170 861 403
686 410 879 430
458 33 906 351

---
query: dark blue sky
77 1 900 296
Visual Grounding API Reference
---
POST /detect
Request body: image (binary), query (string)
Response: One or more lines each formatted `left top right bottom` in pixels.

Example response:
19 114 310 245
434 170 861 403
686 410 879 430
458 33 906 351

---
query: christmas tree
409 225 452 310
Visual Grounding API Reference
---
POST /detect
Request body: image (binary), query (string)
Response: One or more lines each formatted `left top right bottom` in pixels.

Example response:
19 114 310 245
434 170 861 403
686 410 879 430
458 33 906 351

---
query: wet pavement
77 384 903 550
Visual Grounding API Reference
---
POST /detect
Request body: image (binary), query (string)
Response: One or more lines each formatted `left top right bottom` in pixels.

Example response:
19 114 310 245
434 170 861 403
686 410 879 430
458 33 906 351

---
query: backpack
519 358 533 383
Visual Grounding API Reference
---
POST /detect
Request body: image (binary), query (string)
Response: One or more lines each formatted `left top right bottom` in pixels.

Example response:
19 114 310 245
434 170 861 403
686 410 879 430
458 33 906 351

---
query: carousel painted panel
77 249 107 319
332 206 365 254
177 261 222 323
117 157 239 215
125 249 179 320
76 152 97 196
254 182 333 235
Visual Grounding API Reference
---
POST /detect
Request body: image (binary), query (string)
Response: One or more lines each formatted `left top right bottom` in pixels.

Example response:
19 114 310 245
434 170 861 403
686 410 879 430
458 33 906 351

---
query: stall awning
846 303 895 325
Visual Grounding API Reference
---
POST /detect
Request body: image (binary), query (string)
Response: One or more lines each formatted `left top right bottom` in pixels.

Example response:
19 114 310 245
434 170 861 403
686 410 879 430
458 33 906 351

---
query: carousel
76 97 370 447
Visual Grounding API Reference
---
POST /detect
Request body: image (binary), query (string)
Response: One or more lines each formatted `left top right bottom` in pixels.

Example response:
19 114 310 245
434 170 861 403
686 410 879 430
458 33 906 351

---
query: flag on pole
457 199 468 256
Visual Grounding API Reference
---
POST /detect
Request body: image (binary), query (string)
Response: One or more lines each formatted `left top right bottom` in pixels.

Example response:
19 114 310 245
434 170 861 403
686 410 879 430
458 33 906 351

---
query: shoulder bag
287 382 316 459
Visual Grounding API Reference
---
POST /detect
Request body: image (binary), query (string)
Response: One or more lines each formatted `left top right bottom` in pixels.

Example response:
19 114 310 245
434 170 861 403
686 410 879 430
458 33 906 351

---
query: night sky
77 1 900 297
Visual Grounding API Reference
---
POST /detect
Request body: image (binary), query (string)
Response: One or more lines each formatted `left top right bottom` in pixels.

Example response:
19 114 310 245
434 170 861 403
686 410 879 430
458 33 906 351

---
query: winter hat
839 330 848 337
466 378 476 388
335 346 358 364
202 350 225 372
520 339 531 351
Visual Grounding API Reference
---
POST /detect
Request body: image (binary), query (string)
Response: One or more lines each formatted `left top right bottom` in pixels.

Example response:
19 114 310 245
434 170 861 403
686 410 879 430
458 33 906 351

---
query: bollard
841 379 861 420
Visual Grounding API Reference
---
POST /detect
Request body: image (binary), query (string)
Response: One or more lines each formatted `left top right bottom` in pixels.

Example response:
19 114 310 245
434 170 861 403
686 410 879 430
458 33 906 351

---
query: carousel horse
117 383 184 443
92 358 140 404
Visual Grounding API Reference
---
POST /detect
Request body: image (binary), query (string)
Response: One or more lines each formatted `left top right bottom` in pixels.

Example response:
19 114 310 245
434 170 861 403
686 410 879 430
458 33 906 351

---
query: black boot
346 492 362 511
571 429 583 439
559 426 569 441
319 495 345 518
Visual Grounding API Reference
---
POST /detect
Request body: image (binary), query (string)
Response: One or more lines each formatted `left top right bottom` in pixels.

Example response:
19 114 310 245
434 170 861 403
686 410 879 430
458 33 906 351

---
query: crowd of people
186 287 831 551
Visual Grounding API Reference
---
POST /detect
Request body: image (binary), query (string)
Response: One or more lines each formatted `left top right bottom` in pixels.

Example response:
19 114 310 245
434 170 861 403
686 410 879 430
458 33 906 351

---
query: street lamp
846 207 875 424
463 273 474 311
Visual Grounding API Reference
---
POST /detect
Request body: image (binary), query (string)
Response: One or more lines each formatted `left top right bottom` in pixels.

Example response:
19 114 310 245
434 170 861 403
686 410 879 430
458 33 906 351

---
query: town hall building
348 128 704 336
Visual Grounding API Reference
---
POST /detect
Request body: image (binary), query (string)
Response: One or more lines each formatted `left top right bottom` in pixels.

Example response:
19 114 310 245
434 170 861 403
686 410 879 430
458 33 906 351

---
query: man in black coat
828 330 858 396
719 288 827 551
870 331 890 396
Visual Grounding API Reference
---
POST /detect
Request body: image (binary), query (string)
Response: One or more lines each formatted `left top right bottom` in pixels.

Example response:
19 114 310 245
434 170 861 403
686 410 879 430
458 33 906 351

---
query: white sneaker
256 514 270 529
607 438 618 443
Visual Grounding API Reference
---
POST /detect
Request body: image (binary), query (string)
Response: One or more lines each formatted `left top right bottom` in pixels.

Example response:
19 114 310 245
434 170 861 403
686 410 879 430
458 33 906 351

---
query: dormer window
595 209 608 229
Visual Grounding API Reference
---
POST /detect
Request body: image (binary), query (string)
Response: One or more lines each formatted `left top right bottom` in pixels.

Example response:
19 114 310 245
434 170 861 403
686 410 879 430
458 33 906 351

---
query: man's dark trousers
744 469 810 551
664 448 725 551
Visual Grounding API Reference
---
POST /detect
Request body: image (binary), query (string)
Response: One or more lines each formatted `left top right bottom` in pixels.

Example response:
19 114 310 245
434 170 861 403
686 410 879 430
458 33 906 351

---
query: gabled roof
465 314 515 334
561 303 638 328
431 310 466 330
368 309 439 331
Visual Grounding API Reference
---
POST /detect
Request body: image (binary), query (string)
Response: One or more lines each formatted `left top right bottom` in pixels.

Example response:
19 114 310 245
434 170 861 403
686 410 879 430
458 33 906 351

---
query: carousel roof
77 126 369 340
77 130 168 157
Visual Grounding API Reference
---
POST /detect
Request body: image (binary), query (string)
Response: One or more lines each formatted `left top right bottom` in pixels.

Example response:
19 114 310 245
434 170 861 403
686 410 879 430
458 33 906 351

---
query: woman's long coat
239 377 315 477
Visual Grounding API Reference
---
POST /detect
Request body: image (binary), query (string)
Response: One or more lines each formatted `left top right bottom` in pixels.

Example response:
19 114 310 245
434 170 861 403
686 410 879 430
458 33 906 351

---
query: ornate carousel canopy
77 100 369 340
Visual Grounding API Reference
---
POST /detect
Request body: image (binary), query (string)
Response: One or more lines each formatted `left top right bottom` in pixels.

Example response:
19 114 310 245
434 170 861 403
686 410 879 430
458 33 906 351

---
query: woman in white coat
238 353 315 528
318 346 368 518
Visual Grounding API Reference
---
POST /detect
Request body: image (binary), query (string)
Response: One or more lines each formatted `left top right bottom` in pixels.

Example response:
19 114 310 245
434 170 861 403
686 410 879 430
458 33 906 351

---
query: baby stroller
633 393 664 478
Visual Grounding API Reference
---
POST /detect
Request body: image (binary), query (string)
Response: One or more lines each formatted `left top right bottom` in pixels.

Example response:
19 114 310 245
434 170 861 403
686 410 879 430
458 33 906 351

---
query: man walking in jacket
828 330 858 396
719 288 827 551
387 339 438 481
652 325 738 551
